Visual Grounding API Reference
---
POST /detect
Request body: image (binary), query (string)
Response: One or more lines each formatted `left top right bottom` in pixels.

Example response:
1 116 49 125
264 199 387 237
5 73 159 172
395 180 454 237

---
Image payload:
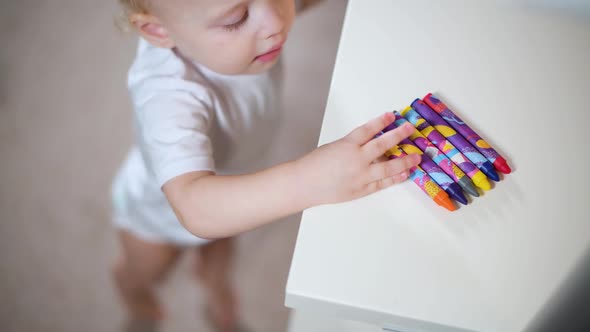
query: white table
286 1 590 331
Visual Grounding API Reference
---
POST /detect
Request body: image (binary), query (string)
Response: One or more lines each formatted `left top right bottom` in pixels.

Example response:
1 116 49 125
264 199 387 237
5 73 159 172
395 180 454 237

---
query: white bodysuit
112 39 284 246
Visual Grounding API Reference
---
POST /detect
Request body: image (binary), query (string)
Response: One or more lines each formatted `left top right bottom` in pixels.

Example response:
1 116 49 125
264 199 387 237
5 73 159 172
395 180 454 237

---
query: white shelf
286 1 590 331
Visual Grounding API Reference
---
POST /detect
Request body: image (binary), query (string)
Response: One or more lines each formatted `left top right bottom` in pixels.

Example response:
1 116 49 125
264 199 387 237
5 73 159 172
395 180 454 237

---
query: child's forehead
155 0 246 14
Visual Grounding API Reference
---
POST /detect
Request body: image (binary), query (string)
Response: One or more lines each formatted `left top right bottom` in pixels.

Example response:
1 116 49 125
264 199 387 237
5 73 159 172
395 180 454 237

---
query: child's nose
257 5 285 40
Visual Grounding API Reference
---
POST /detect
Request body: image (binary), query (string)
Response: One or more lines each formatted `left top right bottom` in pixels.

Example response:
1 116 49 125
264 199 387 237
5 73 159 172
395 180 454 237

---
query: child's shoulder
127 39 214 106
129 39 195 83
126 39 282 120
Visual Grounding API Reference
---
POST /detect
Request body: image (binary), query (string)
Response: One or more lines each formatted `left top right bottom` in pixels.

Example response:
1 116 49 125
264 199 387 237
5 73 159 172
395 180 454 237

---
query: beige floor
0 1 346 331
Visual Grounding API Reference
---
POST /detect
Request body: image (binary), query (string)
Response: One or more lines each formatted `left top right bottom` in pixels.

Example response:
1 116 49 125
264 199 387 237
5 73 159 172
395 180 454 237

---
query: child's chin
211 57 280 76
248 57 280 74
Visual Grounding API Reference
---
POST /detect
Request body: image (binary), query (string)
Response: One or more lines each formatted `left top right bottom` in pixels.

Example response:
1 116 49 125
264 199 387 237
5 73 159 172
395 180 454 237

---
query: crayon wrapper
400 142 454 190
411 99 489 168
403 108 480 178
424 94 501 163
387 146 443 200
410 133 466 183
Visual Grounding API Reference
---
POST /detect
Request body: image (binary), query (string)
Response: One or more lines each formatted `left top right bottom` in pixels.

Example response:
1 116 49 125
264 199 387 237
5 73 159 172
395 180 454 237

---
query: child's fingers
364 170 410 195
391 171 410 183
346 112 395 145
363 122 415 161
373 155 388 163
366 154 421 183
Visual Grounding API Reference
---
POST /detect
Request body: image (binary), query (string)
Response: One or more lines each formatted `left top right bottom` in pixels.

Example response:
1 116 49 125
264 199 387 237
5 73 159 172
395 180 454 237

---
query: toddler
111 0 420 331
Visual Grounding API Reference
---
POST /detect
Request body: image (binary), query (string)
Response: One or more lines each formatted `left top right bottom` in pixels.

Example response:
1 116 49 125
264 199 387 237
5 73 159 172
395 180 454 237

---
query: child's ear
129 13 175 48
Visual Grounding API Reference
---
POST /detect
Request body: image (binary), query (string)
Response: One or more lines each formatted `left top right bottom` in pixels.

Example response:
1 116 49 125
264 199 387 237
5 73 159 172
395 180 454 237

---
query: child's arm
163 113 420 239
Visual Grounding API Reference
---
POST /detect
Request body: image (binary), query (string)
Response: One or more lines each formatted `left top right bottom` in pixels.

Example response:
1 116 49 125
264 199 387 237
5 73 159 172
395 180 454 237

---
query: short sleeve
128 39 217 187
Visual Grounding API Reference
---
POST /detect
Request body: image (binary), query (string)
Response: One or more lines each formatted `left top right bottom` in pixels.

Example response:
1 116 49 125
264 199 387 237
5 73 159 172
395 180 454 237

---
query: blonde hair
116 0 151 30
120 0 151 14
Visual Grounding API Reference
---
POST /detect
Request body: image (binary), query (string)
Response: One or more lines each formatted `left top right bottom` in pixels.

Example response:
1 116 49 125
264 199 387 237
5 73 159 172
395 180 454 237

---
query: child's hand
296 113 421 206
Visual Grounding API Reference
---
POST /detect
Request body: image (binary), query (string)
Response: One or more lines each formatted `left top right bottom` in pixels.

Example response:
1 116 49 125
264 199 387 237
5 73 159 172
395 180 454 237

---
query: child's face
142 0 296 75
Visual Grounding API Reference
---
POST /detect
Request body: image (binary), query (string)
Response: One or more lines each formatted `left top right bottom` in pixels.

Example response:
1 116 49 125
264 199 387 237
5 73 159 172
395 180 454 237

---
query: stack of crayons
382 93 511 211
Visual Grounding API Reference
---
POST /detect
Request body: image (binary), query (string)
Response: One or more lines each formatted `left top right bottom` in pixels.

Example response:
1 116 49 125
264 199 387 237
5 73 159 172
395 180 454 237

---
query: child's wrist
290 158 318 210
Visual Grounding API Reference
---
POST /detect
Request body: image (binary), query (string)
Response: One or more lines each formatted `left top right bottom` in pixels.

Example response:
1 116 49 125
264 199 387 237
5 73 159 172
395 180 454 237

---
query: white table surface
285 1 590 331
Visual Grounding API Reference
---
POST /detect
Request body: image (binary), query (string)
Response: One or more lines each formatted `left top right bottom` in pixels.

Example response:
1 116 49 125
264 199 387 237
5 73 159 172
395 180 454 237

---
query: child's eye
223 10 249 32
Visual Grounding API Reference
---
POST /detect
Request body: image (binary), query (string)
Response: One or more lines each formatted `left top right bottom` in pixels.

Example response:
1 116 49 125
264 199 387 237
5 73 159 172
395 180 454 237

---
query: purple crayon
411 99 500 182
385 145 456 211
401 106 492 192
392 111 480 198
423 93 512 174
384 119 468 205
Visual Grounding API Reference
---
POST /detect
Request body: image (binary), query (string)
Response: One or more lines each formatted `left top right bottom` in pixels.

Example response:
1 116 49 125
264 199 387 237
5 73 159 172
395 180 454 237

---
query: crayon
411 99 500 182
423 93 512 174
401 106 492 192
394 110 480 198
384 120 468 205
385 145 456 211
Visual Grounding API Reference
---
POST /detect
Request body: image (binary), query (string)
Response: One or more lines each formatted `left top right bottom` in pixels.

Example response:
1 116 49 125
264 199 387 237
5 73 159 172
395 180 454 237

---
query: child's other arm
163 113 419 239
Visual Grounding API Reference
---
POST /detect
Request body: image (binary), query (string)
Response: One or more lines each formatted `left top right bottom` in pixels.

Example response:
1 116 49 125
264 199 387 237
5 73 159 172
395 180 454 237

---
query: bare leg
193 237 239 331
112 230 183 325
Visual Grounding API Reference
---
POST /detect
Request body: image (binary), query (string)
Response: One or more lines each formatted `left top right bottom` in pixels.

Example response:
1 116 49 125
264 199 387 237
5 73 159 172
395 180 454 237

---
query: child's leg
193 237 238 330
112 229 183 321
